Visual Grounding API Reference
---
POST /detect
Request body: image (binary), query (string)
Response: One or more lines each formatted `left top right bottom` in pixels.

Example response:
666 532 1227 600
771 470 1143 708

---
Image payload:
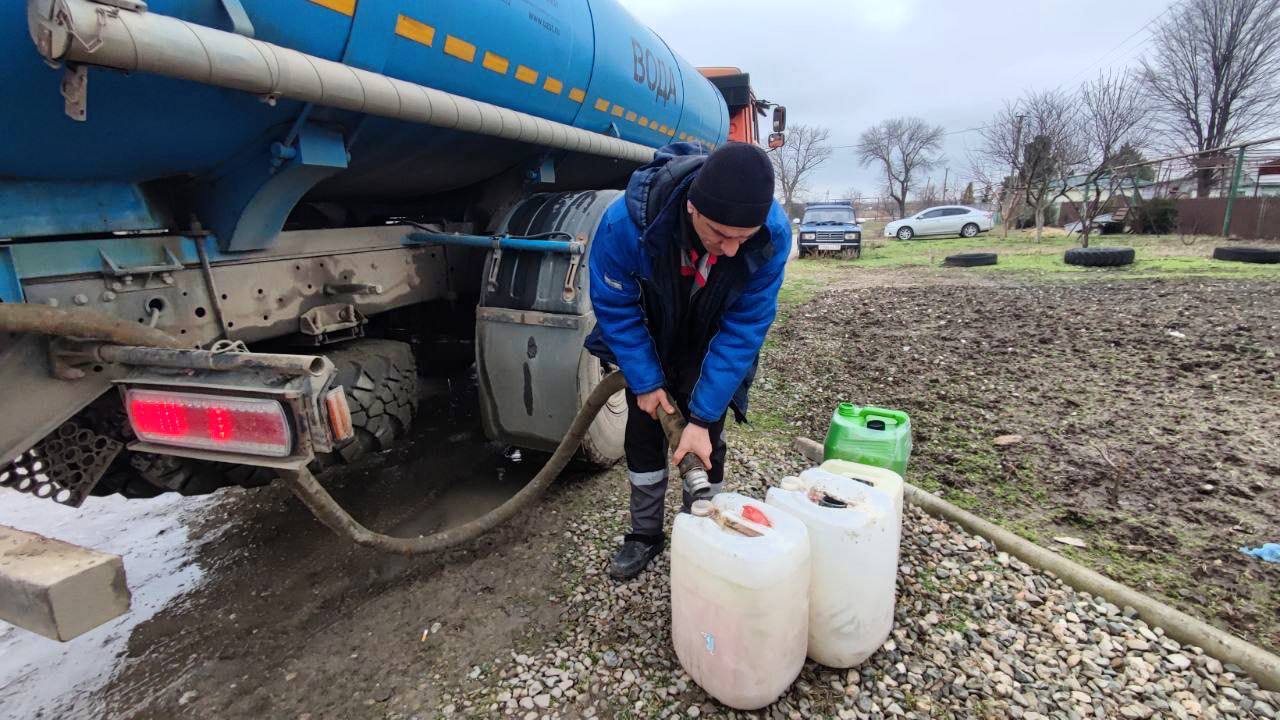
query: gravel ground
425 440 1278 720
754 276 1280 651
36 271 1276 719
418 274 1279 720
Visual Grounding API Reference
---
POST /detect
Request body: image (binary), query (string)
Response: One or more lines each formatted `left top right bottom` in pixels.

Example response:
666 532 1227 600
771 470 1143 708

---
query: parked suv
885 206 993 240
798 202 862 257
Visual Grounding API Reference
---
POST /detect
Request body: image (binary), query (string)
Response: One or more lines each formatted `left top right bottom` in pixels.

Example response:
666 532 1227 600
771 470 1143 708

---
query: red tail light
126 389 293 458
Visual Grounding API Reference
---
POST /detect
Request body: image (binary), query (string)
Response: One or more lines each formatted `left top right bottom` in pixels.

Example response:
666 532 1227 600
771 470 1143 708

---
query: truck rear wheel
577 351 627 467
95 338 420 497
320 339 420 464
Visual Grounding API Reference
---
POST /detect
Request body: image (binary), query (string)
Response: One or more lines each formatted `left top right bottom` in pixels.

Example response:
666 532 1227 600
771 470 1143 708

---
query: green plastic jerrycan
823 403 913 478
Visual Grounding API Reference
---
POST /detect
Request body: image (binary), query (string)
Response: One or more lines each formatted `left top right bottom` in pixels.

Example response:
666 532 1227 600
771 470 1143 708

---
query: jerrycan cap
690 499 715 517
837 402 857 417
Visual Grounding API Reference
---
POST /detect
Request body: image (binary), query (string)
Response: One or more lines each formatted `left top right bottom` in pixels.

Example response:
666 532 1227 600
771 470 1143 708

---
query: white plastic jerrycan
670 492 810 710
767 469 900 668
816 460 905 522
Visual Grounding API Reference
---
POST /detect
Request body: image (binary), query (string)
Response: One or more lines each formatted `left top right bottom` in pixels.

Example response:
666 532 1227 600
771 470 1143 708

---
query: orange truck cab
698 67 787 148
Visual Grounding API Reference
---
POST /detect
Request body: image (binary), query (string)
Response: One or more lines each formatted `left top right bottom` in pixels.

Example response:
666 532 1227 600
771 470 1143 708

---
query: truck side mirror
768 133 785 149
773 106 787 133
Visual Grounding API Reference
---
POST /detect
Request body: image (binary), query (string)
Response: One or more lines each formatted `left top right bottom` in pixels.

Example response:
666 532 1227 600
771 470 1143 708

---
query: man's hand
635 388 676 420
673 424 713 471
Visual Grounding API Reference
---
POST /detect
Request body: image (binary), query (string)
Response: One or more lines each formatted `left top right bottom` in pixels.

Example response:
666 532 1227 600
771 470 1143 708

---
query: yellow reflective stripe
678 132 687 140
594 98 610 112
515 65 539 84
667 128 676 137
394 15 435 46
612 105 625 117
626 111 638 122
444 35 476 63
648 120 659 130
543 77 564 95
569 88 586 103
658 124 668 134
310 0 355 15
482 51 509 74
638 116 649 126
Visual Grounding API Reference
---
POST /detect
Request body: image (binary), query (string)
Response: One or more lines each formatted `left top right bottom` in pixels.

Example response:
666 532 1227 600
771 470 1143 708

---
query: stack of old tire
1064 246 1136 267
1212 246 1280 264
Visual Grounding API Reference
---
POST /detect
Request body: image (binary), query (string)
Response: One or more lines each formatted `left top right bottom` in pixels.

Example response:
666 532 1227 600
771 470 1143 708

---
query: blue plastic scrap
1240 543 1280 563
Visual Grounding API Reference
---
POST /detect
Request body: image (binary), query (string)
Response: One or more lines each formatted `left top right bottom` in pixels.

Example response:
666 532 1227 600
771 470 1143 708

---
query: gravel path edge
793 436 1280 693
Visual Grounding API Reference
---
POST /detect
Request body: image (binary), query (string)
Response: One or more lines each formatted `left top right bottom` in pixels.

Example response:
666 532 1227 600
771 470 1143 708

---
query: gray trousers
624 390 727 539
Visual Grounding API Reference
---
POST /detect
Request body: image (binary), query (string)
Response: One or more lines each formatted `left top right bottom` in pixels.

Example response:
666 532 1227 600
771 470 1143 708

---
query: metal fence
994 135 1280 240
1173 197 1280 239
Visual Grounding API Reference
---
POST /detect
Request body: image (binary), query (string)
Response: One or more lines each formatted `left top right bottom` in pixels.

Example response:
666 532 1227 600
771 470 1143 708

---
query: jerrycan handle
857 406 909 429
690 500 764 537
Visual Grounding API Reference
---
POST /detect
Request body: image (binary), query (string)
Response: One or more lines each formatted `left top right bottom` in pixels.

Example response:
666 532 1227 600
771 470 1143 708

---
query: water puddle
0 490 221 720
0 369 549 717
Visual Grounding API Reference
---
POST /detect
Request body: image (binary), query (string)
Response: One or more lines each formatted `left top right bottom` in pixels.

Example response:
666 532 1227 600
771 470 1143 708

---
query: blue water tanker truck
0 0 785 637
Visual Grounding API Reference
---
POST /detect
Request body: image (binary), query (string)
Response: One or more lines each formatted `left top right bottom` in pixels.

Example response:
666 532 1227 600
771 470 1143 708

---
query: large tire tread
1212 246 1280 264
1064 246 1135 267
944 252 998 267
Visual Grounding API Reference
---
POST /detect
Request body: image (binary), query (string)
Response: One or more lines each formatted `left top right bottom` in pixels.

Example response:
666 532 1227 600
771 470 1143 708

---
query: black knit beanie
688 142 775 228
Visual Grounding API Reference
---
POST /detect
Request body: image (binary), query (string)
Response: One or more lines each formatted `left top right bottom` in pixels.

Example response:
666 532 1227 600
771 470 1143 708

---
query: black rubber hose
281 372 698 554
0 303 184 348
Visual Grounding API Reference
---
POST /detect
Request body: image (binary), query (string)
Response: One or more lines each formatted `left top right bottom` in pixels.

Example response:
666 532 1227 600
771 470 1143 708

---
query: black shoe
608 534 663 581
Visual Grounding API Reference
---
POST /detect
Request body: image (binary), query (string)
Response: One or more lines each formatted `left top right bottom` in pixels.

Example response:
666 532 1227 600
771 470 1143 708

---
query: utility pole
941 167 949 203
1222 146 1247 236
1003 113 1027 237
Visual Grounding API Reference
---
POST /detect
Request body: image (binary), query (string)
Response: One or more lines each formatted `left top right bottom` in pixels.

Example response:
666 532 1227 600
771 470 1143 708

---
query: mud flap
474 190 625 463
475 308 593 453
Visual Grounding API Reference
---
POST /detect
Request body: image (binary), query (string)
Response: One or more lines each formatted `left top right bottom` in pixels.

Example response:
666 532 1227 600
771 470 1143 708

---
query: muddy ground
755 271 1280 653
3 267 1277 719
89 376 602 719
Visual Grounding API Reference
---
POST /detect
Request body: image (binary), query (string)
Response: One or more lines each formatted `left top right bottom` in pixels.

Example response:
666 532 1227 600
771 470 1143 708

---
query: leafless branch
1057 71 1153 246
855 117 946 218
1141 0 1280 195
770 125 834 217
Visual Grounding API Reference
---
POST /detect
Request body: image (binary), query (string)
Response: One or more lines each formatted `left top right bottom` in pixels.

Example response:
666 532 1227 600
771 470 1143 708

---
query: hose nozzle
657 401 713 502
679 455 713 499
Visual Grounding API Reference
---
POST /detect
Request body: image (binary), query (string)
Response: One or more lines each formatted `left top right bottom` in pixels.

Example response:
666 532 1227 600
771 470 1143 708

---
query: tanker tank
2 0 730 247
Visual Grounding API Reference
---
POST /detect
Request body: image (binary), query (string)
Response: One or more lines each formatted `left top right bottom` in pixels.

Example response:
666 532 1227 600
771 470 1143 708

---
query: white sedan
884 206 994 240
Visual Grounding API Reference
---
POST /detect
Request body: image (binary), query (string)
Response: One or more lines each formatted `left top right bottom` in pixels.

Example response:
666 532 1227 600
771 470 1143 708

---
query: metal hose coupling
678 454 713 499
655 402 713 501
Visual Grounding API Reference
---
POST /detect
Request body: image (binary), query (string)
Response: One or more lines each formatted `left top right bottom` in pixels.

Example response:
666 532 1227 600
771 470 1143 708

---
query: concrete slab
0 525 130 641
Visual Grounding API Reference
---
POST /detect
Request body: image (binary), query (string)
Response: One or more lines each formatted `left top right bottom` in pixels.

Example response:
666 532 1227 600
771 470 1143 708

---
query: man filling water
585 142 791 580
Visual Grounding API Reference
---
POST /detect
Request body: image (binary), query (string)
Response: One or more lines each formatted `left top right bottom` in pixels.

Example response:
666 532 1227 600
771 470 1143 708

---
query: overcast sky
625 0 1171 203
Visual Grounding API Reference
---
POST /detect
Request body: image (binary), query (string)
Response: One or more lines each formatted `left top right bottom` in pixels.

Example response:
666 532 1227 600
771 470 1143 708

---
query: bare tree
972 92 1081 241
1019 90 1083 241
1057 71 1153 247
770 125 834 219
1142 0 1280 196
855 117 945 219
913 180 941 210
970 101 1027 238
